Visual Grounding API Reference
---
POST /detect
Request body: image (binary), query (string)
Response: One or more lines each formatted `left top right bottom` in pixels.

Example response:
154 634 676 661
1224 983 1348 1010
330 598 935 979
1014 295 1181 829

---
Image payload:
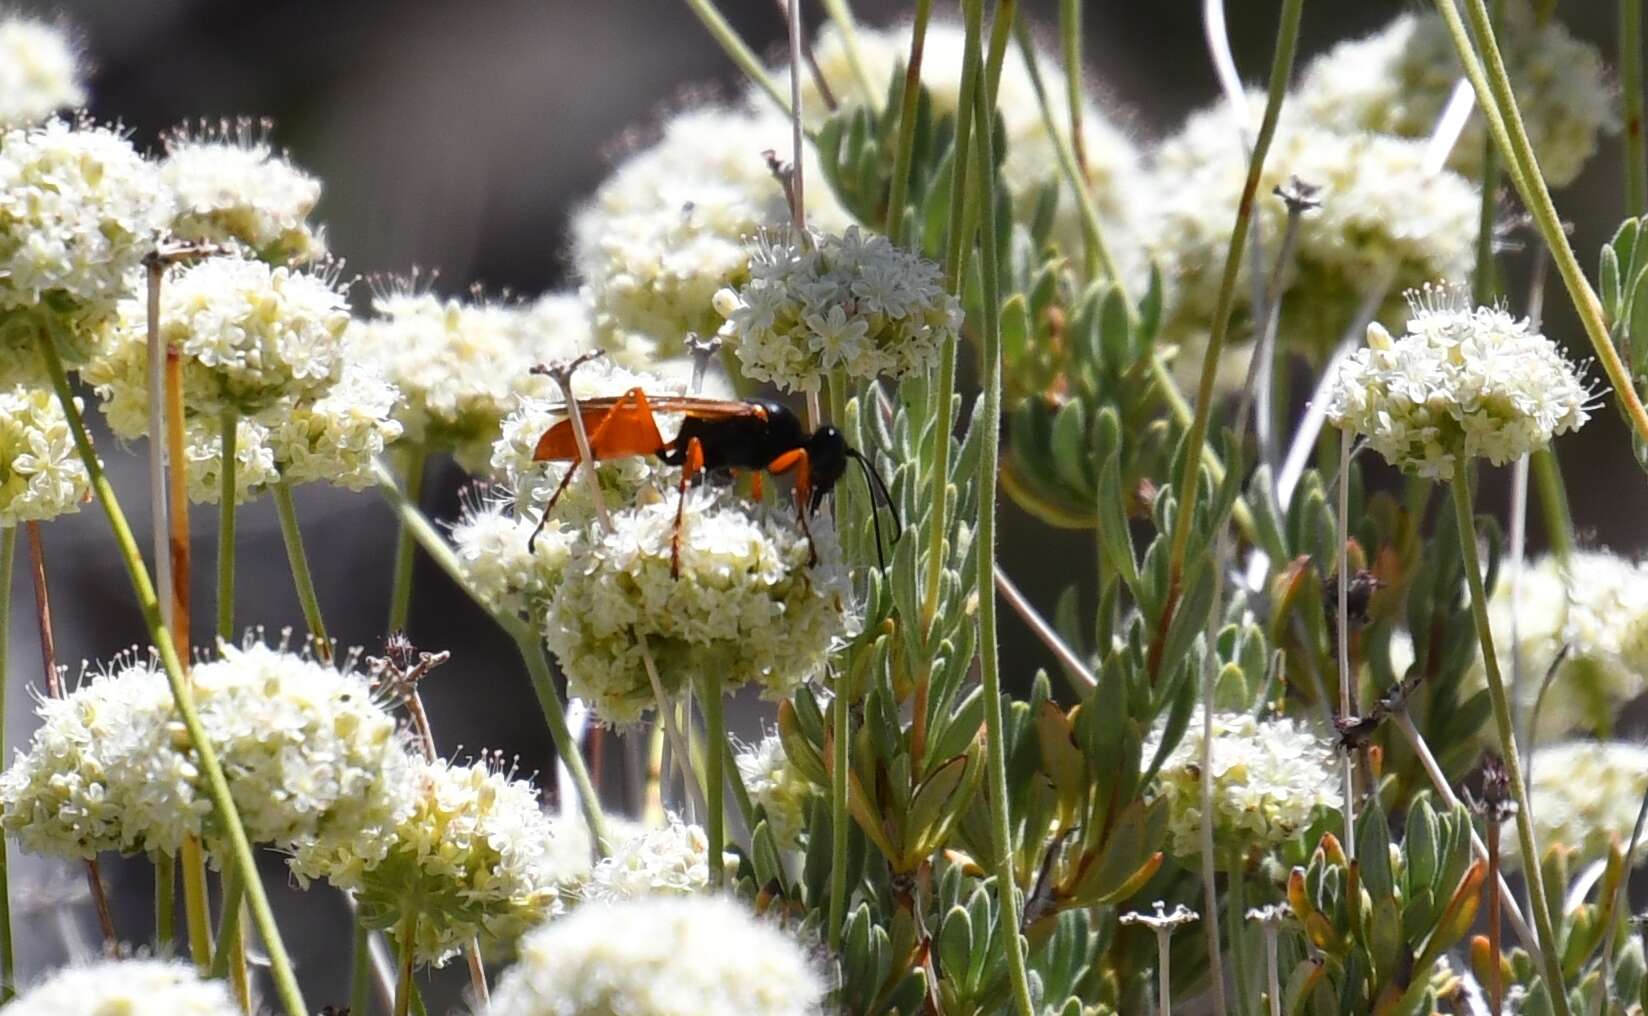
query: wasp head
805 426 849 514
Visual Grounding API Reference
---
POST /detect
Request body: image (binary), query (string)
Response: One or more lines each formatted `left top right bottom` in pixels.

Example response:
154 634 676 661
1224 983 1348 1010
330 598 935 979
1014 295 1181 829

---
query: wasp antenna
847 447 900 574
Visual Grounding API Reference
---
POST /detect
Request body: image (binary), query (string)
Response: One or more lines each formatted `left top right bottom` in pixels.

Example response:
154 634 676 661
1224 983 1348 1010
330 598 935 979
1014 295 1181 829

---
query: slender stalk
216 410 237 643
827 671 850 950
1155 929 1173 1016
146 259 175 643
1228 857 1250 1013
702 668 726 889
1262 921 1281 1016
393 915 417 1016
35 324 307 1016
995 570 1096 690
883 0 931 246
1624 0 1646 217
819 0 878 105
0 528 12 998
1198 536 1229 1016
1436 0 1648 449
154 853 175 956
1336 432 1356 858
1165 0 1303 595
1450 457 1570 1013
1060 0 1096 277
681 0 794 117
351 917 373 1016
208 866 249 1010
972 54 1035 1016
465 946 490 1011
1488 817 1504 1016
386 445 426 635
165 354 191 647
786 0 806 237
181 838 213 969
1472 1 1503 308
272 482 331 662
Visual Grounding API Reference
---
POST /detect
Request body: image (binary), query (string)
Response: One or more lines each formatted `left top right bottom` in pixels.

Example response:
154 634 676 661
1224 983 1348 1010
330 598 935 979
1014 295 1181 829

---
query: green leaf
1049 399 1092 493
1096 450 1139 592
1356 798 1395 904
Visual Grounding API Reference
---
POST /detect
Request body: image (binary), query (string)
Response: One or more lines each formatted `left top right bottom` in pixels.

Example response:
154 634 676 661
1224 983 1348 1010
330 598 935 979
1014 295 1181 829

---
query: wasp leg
527 461 583 554
765 448 817 568
672 436 705 579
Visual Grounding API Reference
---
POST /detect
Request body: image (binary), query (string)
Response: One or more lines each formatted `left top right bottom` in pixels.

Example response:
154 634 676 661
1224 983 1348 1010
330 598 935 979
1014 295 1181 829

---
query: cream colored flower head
0 384 88 526
572 104 853 365
0 119 170 382
715 226 960 393
736 733 816 851
580 814 727 904
336 754 563 967
1148 105 1478 391
1295 3 1614 187
1144 709 1340 865
0 16 85 129
4 959 239 1016
0 641 416 867
266 355 403 490
1507 741 1648 871
490 895 825 1016
1326 285 1593 478
448 487 572 622
544 491 855 726
160 118 326 264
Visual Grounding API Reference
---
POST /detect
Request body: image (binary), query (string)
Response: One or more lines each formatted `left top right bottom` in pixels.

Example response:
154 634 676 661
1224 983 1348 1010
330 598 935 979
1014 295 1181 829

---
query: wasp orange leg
767 448 818 568
671 436 705 579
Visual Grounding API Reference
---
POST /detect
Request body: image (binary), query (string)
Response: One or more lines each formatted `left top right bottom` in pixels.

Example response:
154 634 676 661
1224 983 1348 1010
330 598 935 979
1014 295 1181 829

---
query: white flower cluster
490 895 825 1016
267 357 403 490
1509 741 1648 871
580 815 720 903
339 755 563 966
1474 552 1648 741
0 120 170 380
545 491 854 726
1295 3 1614 188
0 384 88 526
3 959 239 1016
448 492 573 624
0 642 415 867
736 733 816 851
781 20 1149 282
1144 709 1340 864
160 125 326 264
1148 106 1478 389
714 226 960 392
180 411 277 506
572 104 853 365
0 16 85 129
1326 287 1592 477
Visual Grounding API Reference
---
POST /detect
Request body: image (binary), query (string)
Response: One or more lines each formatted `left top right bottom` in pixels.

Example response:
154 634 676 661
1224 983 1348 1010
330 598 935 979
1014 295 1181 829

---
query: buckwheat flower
715 226 959 392
1143 709 1340 864
1503 741 1648 871
542 814 645 889
0 119 170 380
1295 3 1614 188
1148 109 1478 390
265 358 403 490
1468 552 1648 741
572 104 853 365
0 642 416 866
448 491 571 622
581 814 721 903
491 895 825 1016
1325 286 1593 478
3 958 238 1016
160 122 326 264
544 491 853 726
338 755 562 966
736 733 815 851
0 384 88 526
182 411 277 505
0 16 85 129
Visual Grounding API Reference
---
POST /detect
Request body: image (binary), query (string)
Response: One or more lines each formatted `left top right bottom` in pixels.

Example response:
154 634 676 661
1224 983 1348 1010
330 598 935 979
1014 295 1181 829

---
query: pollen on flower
1326 285 1594 477
0 384 89 527
3 958 240 1016
0 15 85 129
543 490 855 726
489 895 825 1016
160 118 327 264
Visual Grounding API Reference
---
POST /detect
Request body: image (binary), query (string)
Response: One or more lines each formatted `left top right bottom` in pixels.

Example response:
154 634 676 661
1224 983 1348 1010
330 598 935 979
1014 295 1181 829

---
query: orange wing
534 394 766 421
533 388 670 462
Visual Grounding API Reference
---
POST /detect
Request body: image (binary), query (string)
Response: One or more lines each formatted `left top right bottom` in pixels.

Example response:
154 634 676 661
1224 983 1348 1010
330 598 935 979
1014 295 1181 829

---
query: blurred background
2 0 1637 1009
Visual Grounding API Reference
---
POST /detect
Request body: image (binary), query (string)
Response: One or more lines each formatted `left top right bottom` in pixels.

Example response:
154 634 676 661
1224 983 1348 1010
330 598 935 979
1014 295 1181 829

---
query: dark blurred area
2 0 1637 1009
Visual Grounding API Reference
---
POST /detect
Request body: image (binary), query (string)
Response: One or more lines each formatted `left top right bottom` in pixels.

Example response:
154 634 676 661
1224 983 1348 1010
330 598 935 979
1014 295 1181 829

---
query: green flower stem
386 445 427 635
208 865 248 1010
883 0 931 246
971 47 1036 1016
393 914 417 1016
1434 0 1648 450
217 410 237 644
1472 0 1504 309
0 527 12 1001
350 916 373 1016
154 853 176 955
827 671 850 950
180 839 213 970
819 0 878 105
1450 456 1570 1013
681 0 794 118
1529 448 1574 562
1227 856 1250 1015
272 482 332 662
1164 0 1302 600
702 668 726 888
34 325 307 1016
1148 356 1259 546
1624 0 1646 217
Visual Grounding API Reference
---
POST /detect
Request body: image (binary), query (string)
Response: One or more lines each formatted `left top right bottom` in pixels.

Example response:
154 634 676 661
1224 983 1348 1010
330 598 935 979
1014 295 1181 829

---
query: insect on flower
526 386 899 575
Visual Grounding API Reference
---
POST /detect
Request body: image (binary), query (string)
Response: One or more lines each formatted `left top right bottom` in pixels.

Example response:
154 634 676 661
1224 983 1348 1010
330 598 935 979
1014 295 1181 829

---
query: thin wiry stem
883 0 931 246
216 410 237 643
702 667 726 889
826 666 850 949
1197 553 1228 1016
393 913 417 1016
386 445 427 635
272 482 332 663
350 916 374 1016
1335 431 1356 860
681 0 794 117
995 570 1096 690
819 0 878 105
0 528 13 998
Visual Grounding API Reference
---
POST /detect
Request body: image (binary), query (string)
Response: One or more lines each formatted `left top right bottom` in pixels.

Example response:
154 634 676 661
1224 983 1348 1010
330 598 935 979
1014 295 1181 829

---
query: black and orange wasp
526 388 900 576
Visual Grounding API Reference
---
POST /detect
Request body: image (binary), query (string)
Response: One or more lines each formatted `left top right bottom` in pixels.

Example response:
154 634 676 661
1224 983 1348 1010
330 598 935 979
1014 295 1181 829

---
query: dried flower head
0 119 170 380
160 119 326 264
1 641 416 867
4 958 239 1016
1119 901 1200 932
490 894 825 1016
580 814 723 903
735 733 816 851
544 492 854 726
572 104 853 365
714 226 960 393
1295 3 1614 187
1507 741 1648 870
0 16 85 129
1148 109 1478 390
0 383 88 526
1326 286 1593 477
337 754 563 966
1143 709 1340 864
